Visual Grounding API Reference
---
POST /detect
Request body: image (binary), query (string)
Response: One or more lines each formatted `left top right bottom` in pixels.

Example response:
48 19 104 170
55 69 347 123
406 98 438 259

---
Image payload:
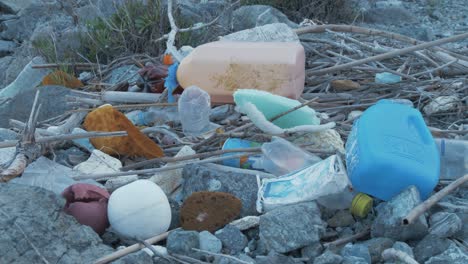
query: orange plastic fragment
83 105 164 158
42 70 84 88
163 54 174 65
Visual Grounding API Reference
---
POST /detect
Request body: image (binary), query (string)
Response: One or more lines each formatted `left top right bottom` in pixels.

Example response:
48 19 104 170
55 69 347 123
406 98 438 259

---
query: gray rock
342 256 368 264
232 5 297 32
257 251 296 264
1 3 66 41
199 231 222 254
0 0 37 13
0 56 13 88
340 243 371 264
215 224 248 254
375 0 403 9
221 23 299 43
215 253 256 264
313 250 343 264
392 241 414 258
182 163 273 216
115 250 156 264
327 210 355 228
260 202 326 253
2 45 34 88
360 237 394 263
0 40 17 56
429 212 462 238
0 183 114 263
0 85 78 128
455 212 468 241
168 198 180 230
413 234 454 263
363 7 416 25
371 186 428 241
166 230 200 256
301 242 324 263
425 244 468 264
54 147 89 167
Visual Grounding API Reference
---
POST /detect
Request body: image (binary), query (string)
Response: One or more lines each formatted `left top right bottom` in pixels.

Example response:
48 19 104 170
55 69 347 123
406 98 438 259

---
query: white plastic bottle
434 138 468 180
178 86 211 136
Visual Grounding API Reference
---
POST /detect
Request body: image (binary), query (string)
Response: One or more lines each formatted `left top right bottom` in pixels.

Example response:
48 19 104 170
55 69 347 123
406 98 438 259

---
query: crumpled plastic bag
83 105 164 158
62 183 110 235
234 89 335 134
257 155 349 212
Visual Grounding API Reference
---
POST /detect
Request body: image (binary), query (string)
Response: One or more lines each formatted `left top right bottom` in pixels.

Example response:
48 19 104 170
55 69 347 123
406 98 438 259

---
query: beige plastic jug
176 41 305 104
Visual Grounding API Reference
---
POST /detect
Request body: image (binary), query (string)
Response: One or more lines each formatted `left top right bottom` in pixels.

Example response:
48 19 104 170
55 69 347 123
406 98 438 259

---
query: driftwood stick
403 174 468 225
323 227 370 248
381 249 419 264
0 131 128 149
307 32 468 76
0 154 28 182
122 147 262 171
94 231 171 264
74 153 248 180
68 102 177 113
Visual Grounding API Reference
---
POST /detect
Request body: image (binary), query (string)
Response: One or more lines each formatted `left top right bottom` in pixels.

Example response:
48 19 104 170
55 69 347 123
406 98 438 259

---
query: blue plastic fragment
164 62 179 103
375 72 402 84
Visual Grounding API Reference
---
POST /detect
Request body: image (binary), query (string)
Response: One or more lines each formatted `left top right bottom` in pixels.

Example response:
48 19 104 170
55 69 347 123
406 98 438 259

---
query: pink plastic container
177 41 305 104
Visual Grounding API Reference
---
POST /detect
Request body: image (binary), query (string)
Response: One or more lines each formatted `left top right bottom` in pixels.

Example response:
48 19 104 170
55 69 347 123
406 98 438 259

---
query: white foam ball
108 180 171 240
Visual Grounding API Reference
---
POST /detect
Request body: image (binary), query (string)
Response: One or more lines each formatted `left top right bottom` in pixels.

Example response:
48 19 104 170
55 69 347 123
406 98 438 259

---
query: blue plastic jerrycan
345 100 440 201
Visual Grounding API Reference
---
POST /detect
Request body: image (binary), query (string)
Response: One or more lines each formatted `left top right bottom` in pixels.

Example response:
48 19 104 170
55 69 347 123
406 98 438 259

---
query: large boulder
0 183 113 263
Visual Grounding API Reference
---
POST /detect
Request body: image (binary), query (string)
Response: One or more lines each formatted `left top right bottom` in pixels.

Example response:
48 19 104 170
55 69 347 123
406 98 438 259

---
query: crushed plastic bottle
375 72 402 84
255 137 322 176
178 86 212 136
435 138 467 180
126 110 159 126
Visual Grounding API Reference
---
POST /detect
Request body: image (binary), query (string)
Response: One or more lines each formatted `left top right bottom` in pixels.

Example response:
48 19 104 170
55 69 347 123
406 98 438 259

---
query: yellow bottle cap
351 193 373 218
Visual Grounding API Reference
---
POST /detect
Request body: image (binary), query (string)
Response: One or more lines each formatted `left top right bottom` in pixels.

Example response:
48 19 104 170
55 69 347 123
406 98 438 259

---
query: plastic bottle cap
351 193 373 218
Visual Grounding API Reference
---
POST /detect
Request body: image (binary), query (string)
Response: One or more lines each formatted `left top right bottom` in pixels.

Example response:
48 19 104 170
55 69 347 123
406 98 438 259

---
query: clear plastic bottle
434 138 468 180
255 137 322 176
178 86 211 136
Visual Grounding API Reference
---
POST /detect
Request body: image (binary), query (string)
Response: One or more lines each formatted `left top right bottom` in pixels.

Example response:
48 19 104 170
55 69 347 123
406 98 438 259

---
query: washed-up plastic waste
83 105 164 158
74 149 124 175
346 100 439 201
375 72 402 84
291 129 345 153
10 156 102 195
423 95 459 115
222 138 263 170
257 155 349 212
234 89 335 134
150 146 197 195
178 86 218 136
180 191 242 232
177 41 305 104
435 138 467 180
164 62 179 103
255 137 321 176
107 180 171 240
62 183 110 235
350 193 373 218
71 128 95 152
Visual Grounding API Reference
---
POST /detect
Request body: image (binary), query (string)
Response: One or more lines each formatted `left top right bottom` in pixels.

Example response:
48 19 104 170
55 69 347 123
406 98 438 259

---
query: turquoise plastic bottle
345 100 440 201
